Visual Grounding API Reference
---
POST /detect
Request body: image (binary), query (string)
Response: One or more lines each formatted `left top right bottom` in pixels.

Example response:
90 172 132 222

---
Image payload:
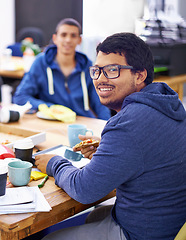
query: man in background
13 18 111 120
35 32 186 240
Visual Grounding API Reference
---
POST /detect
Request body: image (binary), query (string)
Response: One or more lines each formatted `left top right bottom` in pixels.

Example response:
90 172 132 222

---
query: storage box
0 124 46 149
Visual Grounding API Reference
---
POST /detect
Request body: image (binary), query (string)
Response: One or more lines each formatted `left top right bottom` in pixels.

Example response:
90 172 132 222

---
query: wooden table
0 57 24 79
154 74 186 101
0 114 116 240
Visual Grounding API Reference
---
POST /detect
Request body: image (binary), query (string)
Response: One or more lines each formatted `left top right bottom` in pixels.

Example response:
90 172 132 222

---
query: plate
36 111 57 121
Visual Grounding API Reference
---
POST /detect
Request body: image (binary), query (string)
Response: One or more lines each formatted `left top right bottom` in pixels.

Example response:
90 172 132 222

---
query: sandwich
73 139 99 151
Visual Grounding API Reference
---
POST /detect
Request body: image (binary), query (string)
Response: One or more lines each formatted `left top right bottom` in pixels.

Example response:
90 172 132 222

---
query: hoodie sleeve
13 55 54 109
46 121 144 204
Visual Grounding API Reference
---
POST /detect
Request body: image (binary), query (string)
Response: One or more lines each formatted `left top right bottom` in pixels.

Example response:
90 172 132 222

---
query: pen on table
38 175 48 188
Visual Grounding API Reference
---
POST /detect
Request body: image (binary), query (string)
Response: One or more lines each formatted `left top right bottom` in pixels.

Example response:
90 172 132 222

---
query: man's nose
65 35 71 41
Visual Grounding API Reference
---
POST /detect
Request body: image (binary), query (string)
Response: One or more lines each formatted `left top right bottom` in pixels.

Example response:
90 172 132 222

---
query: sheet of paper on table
0 186 51 214
33 145 90 168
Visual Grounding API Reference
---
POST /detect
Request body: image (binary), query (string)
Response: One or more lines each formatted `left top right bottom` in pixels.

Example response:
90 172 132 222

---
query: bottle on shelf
21 37 41 72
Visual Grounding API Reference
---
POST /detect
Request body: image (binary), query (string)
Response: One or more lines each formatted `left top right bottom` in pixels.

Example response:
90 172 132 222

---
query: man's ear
52 34 57 44
136 69 147 86
78 36 82 45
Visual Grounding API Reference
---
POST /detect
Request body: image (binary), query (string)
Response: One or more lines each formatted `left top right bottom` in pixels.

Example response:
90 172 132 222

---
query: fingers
73 144 97 159
72 146 81 152
35 154 56 161
78 134 89 141
35 154 56 173
83 150 96 160
81 146 97 160
78 134 101 142
81 145 94 154
35 154 45 160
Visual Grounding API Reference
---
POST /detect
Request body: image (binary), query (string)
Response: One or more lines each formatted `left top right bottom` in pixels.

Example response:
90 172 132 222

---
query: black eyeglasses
89 64 134 80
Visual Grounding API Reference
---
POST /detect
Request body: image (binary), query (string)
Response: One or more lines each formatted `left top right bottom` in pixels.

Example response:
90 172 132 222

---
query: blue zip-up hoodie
46 82 186 239
13 45 111 120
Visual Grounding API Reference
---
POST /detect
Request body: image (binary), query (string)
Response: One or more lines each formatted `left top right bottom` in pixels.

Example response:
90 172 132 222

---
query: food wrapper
38 104 76 123
0 144 15 159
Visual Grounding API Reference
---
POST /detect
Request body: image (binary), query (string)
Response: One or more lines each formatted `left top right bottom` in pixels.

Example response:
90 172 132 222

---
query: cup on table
2 158 22 175
68 124 93 148
14 138 34 163
0 162 8 196
2 48 12 62
8 161 33 186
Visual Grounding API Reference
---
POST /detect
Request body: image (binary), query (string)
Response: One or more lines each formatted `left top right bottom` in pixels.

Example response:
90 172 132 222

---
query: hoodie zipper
64 76 70 93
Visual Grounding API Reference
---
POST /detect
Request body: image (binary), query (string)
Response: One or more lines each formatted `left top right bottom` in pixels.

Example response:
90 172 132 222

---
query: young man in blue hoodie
35 33 186 240
13 18 111 120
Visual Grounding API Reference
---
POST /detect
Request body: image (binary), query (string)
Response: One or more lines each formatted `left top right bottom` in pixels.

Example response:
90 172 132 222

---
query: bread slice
73 139 99 151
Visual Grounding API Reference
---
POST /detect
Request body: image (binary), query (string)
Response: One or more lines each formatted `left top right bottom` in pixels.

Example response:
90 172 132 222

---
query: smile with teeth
98 86 114 91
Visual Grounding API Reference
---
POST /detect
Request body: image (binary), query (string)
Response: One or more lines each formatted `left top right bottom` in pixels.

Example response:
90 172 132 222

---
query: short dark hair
55 18 82 35
96 33 154 85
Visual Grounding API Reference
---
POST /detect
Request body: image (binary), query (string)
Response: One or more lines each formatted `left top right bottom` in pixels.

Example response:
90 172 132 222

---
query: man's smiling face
93 51 140 112
53 24 81 56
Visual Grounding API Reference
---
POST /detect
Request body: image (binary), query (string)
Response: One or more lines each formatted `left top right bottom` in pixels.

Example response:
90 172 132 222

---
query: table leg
0 230 19 240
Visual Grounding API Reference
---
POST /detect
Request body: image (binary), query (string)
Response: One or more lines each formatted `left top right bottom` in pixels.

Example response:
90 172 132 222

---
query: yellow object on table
38 104 76 123
31 170 47 180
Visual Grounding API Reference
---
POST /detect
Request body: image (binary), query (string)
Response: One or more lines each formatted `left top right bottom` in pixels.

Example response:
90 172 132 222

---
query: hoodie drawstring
46 67 89 111
81 71 89 111
47 67 54 95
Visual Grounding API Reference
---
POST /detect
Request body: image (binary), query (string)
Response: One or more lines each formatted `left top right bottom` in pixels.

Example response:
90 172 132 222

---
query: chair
16 27 45 47
174 222 186 240
7 27 45 57
7 42 23 57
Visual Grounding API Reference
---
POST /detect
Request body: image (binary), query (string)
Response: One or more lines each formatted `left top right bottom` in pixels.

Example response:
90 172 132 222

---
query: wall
83 0 145 38
81 0 145 62
15 0 83 46
82 0 186 97
178 0 186 19
0 0 15 53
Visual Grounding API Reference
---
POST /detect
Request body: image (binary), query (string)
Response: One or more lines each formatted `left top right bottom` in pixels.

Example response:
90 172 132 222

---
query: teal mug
8 161 33 186
68 124 93 148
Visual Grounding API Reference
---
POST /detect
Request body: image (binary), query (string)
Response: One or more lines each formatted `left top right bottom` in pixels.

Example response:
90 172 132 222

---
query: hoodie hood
44 44 90 71
44 45 57 65
42 44 91 112
123 82 186 121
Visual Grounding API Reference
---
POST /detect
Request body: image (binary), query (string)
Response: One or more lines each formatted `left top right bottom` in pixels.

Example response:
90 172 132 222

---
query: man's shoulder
34 52 45 63
75 51 92 65
30 53 46 69
106 103 150 127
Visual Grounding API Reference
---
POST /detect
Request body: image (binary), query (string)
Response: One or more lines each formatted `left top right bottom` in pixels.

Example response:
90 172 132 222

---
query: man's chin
100 100 113 108
100 99 122 112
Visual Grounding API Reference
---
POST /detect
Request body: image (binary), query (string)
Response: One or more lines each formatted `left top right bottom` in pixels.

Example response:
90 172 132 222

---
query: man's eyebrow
93 64 120 67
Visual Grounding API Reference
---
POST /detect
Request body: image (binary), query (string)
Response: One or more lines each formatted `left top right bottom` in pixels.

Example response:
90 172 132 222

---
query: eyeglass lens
90 65 120 80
